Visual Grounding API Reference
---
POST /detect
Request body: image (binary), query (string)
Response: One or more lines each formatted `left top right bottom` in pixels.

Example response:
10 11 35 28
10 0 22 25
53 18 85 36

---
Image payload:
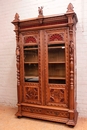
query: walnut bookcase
12 3 78 126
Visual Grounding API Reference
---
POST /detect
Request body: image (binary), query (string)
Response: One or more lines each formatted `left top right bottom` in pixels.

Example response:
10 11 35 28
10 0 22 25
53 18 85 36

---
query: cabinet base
15 105 78 127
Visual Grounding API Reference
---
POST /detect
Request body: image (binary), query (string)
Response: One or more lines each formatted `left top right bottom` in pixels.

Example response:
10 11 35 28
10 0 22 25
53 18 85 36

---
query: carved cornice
12 3 78 32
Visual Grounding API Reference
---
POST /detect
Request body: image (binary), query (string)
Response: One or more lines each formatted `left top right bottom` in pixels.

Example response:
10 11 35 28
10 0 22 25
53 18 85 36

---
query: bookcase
12 3 78 126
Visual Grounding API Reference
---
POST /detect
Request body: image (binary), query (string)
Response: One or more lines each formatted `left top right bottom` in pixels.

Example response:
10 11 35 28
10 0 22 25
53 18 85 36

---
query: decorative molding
22 106 69 118
48 84 65 88
24 82 38 87
21 31 39 36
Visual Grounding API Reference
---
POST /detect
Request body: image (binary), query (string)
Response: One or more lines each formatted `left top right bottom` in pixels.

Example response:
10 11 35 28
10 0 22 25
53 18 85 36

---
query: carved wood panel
24 86 40 104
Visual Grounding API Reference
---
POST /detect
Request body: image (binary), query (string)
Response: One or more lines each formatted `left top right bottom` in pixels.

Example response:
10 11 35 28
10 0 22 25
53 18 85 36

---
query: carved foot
66 119 76 126
15 111 22 118
66 111 78 126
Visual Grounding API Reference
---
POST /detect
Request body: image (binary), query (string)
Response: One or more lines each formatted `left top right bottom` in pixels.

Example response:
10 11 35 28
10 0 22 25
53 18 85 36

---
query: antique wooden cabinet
12 3 78 126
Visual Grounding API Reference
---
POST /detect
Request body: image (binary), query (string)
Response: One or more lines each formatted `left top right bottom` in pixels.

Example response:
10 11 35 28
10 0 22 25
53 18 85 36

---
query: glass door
45 41 67 107
24 45 39 83
48 43 66 84
22 33 42 105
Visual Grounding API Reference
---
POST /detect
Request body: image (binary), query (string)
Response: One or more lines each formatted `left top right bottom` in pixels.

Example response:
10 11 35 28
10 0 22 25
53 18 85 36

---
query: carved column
12 13 22 116
66 3 75 123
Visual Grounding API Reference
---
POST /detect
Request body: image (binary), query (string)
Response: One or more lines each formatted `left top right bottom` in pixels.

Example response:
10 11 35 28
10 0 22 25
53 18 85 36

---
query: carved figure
38 6 43 17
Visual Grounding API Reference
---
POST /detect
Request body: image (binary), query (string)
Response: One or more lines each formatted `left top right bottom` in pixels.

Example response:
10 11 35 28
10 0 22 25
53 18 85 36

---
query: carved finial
66 3 74 13
14 13 20 21
38 6 43 17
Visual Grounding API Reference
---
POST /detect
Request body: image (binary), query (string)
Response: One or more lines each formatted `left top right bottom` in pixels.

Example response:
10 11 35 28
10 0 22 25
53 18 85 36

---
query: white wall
0 0 87 117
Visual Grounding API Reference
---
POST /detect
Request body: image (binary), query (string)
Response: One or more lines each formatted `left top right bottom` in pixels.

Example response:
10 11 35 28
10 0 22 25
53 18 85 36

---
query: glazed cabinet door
21 31 43 105
44 28 70 108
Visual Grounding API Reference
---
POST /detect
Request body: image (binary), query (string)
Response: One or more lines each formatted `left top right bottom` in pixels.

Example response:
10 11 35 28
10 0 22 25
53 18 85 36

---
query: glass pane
48 44 66 84
24 45 39 82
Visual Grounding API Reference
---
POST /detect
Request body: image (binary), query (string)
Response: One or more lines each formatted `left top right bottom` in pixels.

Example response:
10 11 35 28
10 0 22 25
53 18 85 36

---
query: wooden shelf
48 61 65 64
24 62 38 64
23 43 38 46
24 48 38 50
49 77 65 80
25 76 39 78
48 46 65 49
48 41 64 44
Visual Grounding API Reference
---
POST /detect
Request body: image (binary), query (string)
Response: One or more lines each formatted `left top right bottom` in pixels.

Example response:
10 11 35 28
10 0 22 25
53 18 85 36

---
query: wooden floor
0 105 87 130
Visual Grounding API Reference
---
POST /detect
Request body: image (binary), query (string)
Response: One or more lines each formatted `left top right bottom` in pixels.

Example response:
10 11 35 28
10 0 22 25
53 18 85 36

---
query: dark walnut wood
12 3 78 126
